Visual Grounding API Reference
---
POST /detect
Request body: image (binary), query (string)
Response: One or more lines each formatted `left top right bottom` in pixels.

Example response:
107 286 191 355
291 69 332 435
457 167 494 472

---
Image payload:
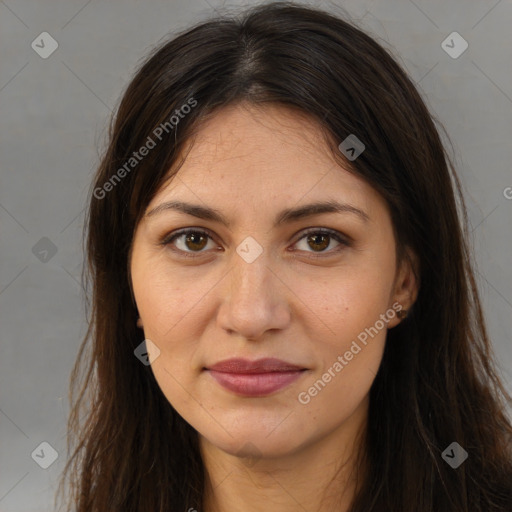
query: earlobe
136 317 144 328
396 308 408 320
386 302 408 329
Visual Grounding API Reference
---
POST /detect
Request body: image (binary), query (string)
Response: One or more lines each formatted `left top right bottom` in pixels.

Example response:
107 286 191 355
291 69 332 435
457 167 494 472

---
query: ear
387 246 420 329
136 317 144 328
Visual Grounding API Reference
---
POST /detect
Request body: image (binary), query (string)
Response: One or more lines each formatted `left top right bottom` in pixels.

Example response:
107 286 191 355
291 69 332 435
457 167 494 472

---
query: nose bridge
229 243 274 306
217 239 290 338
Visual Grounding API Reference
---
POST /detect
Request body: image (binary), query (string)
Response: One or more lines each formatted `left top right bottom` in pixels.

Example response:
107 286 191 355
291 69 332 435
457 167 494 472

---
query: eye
161 228 218 258
161 227 350 258
292 228 349 256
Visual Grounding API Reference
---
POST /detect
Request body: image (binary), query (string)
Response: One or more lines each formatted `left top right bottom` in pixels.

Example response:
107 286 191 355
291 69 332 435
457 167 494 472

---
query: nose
215 247 291 341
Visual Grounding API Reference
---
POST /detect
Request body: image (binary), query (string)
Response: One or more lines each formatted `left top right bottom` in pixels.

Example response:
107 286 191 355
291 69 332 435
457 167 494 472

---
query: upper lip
206 358 305 373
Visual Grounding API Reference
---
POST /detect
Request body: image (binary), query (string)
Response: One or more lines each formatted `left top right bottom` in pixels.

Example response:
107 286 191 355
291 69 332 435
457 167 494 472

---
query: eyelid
160 226 351 257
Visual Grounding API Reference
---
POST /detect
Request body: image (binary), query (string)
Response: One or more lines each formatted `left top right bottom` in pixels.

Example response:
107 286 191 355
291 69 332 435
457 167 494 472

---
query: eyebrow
145 199 370 227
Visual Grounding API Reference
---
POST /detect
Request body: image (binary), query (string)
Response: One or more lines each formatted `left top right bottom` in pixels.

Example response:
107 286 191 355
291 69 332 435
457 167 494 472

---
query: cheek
290 264 392 404
131 261 213 398
132 258 210 339
291 262 394 346
295 292 387 436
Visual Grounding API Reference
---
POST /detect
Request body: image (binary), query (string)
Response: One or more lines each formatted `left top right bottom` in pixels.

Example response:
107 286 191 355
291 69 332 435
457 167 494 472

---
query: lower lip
207 370 304 396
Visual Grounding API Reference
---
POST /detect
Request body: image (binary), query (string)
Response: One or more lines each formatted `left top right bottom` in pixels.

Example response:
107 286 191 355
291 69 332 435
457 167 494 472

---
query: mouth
204 358 308 397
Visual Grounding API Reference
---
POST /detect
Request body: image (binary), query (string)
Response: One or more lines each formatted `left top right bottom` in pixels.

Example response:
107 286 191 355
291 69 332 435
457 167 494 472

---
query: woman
57 2 512 511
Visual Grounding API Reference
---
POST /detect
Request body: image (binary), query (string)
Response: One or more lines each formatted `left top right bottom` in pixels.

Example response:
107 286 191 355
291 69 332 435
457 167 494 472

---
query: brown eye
183 231 208 251
162 228 216 257
306 233 330 251
294 228 349 256
162 227 349 259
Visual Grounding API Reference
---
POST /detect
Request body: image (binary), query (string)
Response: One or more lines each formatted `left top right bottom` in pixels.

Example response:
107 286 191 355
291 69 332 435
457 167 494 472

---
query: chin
204 432 303 462
197 414 314 460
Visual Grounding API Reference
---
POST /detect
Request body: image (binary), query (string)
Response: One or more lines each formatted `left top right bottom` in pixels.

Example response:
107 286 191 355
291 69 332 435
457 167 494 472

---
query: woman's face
130 102 417 461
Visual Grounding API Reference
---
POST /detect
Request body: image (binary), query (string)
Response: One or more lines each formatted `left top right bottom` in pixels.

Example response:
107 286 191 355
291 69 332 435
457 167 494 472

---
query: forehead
148 102 385 219
175 102 340 179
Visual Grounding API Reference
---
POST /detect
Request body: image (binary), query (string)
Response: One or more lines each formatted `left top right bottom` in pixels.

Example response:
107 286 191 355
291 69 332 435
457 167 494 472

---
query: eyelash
160 227 350 259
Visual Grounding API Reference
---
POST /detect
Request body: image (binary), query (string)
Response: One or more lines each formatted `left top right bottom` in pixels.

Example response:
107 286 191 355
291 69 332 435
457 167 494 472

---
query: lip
205 358 307 397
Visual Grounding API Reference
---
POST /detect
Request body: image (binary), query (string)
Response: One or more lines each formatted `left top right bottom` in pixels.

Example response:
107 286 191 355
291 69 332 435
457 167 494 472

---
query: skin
130 102 419 512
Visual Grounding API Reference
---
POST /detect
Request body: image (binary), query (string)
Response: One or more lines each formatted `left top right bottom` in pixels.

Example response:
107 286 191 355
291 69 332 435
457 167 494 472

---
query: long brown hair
56 2 512 511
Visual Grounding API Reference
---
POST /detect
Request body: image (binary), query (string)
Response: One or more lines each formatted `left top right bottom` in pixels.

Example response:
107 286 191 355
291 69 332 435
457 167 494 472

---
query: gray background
1 0 511 510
